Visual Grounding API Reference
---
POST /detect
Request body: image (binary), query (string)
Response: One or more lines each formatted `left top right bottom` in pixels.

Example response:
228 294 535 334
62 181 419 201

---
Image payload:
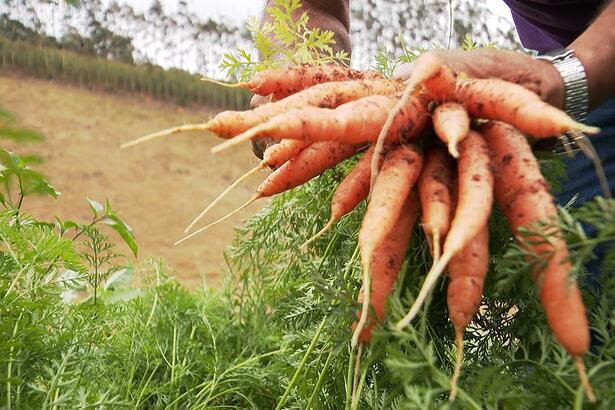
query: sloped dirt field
0 72 266 288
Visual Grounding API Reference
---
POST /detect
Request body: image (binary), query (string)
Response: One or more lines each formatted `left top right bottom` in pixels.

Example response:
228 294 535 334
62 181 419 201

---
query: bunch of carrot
124 59 600 402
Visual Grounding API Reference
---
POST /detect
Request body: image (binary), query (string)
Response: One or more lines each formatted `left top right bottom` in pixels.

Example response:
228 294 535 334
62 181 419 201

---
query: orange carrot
481 121 594 401
205 64 384 99
368 52 455 198
175 141 359 244
456 78 599 137
262 139 311 169
354 143 423 346
413 53 458 102
211 94 429 153
205 79 405 139
432 102 470 158
353 189 420 344
397 130 493 329
447 225 489 401
184 139 310 232
418 146 454 261
122 79 403 147
301 146 378 250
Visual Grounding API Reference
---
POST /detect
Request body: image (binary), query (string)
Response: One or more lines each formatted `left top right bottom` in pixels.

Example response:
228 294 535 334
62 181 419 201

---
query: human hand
249 94 277 159
393 49 565 109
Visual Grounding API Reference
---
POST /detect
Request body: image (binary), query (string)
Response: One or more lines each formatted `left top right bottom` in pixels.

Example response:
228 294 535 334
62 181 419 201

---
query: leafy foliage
220 0 350 81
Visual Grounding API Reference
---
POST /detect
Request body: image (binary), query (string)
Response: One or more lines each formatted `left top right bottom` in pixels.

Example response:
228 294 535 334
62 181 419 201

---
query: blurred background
0 0 519 288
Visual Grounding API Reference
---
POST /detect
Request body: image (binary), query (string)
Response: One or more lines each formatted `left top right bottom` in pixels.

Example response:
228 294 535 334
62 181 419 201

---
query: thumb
250 94 272 109
393 61 416 81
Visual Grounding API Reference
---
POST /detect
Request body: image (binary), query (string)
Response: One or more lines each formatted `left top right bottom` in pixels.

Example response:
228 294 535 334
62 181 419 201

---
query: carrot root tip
184 162 267 233
200 77 245 89
351 343 364 409
575 123 600 135
121 123 209 149
174 194 260 245
449 328 464 401
210 126 269 154
575 356 596 403
395 251 452 330
352 253 373 348
448 141 460 158
299 218 335 252
432 231 441 264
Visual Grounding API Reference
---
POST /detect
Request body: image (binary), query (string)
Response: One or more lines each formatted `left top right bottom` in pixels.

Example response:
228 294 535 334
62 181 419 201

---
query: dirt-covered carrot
122 79 403 147
481 121 594 401
369 52 456 195
447 225 489 401
354 143 423 346
418 146 454 261
204 64 385 100
412 53 458 102
397 130 493 329
211 94 429 153
456 78 599 137
184 139 310 232
432 102 470 158
301 146 378 251
206 78 404 138
353 190 420 344
175 141 359 244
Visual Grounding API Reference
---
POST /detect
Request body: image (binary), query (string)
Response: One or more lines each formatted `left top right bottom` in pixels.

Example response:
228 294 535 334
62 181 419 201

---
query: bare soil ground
0 72 267 288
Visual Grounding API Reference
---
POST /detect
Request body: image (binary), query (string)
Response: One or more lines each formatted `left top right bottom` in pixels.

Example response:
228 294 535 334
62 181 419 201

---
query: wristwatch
535 48 589 121
535 48 590 153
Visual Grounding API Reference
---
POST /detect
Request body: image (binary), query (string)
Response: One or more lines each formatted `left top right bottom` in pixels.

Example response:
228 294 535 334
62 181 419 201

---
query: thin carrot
353 189 420 343
121 123 210 149
447 225 489 401
481 121 594 401
205 79 405 139
456 78 599 137
432 102 470 158
121 79 402 147
300 146 378 251
175 141 359 244
204 64 384 99
418 146 454 262
397 130 493 329
211 94 429 153
354 143 423 346
184 139 310 232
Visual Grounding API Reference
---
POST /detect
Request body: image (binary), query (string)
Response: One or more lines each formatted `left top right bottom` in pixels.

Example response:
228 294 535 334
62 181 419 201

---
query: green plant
220 0 350 81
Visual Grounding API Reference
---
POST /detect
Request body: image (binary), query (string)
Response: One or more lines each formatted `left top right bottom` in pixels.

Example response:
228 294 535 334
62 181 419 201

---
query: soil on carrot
0 71 265 289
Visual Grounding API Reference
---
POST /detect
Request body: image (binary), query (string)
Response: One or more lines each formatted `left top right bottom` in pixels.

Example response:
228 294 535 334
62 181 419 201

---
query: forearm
262 0 351 55
570 0 615 108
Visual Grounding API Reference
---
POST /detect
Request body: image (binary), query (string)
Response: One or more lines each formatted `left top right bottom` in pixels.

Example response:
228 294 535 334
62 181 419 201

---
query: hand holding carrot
393 48 565 109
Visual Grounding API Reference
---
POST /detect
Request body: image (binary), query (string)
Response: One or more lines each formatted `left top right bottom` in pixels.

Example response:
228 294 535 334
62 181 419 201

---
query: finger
393 61 416 80
251 137 277 160
250 94 272 109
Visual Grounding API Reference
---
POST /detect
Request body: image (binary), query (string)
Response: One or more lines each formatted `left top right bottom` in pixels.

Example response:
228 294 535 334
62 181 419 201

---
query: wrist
535 49 589 120
536 59 566 110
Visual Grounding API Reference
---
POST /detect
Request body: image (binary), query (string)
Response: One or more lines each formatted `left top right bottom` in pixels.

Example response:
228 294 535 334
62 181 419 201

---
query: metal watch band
536 49 589 121
534 49 590 154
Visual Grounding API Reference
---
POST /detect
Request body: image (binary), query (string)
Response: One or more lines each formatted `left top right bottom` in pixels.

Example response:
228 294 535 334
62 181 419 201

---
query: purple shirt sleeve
503 0 605 52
